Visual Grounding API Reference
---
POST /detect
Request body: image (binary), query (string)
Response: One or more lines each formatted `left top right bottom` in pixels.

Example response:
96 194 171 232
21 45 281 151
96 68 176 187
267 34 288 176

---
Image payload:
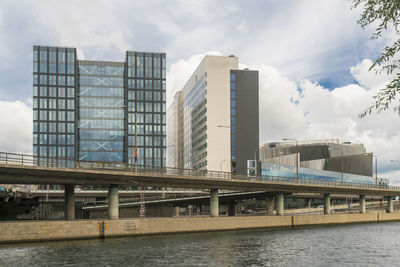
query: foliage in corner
352 0 400 117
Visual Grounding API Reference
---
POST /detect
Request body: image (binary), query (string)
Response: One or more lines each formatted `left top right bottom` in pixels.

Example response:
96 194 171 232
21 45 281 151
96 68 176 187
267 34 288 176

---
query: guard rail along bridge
1 152 399 220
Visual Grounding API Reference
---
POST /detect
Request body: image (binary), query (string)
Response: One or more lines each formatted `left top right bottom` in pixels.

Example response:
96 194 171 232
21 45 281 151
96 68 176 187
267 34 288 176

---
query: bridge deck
1 164 399 196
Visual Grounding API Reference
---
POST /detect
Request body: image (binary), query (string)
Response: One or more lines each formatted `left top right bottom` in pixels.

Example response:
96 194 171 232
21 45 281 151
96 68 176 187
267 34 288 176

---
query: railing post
21 155 24 165
5 153 7 164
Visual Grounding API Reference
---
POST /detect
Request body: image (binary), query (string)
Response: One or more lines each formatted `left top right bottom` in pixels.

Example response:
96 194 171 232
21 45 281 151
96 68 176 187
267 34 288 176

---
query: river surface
1 221 400 266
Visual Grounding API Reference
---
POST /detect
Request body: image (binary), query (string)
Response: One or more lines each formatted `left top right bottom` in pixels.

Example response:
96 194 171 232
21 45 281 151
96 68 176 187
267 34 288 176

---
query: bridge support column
323 193 331 214
64 184 75 220
276 193 284 216
210 189 219 217
266 197 274 215
228 202 236 216
386 197 393 213
108 184 119 220
175 206 180 217
306 198 312 209
359 194 366 214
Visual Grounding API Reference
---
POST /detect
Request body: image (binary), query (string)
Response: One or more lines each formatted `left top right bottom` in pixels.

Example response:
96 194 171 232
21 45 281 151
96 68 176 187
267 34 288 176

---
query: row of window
34 86 74 98
127 67 165 79
34 74 75 86
34 110 75 121
230 75 237 161
193 160 207 170
127 147 165 159
79 97 124 108
127 135 166 146
78 65 123 76
127 124 166 135
126 53 166 69
33 122 75 133
80 141 123 151
33 99 75 110
79 87 123 97
79 76 123 87
127 102 166 113
33 145 75 158
128 89 165 101
128 113 165 124
33 134 75 145
80 108 123 119
33 62 75 74
33 48 75 63
127 79 166 90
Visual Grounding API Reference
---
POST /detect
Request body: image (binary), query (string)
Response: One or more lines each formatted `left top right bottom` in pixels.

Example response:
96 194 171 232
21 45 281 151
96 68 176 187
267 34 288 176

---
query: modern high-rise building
167 55 259 174
33 45 166 167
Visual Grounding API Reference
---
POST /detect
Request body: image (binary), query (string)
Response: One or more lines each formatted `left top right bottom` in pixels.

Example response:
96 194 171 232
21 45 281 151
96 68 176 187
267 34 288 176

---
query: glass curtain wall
78 61 125 162
33 46 76 167
126 52 166 168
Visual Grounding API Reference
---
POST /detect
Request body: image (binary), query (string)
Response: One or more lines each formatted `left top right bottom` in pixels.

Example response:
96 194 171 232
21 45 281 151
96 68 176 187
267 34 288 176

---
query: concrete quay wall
1 213 400 243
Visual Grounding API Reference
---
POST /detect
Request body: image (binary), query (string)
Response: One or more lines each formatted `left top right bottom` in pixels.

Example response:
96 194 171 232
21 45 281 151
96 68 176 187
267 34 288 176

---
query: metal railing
0 151 400 192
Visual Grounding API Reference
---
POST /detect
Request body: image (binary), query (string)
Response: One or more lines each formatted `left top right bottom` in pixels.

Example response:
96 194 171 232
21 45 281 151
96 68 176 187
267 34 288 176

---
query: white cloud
0 101 32 154
236 20 248 33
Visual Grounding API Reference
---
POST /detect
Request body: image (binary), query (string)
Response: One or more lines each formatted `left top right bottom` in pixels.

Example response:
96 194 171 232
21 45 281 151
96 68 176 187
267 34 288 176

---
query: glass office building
33 46 166 168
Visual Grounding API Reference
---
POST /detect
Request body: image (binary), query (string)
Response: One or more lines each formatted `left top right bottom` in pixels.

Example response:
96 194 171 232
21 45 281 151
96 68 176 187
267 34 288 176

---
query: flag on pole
134 146 138 162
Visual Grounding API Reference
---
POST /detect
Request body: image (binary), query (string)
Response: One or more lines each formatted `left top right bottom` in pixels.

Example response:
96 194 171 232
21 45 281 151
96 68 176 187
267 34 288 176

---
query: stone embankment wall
1 213 400 243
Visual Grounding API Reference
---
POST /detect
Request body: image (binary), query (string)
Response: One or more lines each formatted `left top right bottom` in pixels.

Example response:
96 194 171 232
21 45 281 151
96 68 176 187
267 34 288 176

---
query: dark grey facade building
259 139 373 176
230 69 259 174
33 46 166 168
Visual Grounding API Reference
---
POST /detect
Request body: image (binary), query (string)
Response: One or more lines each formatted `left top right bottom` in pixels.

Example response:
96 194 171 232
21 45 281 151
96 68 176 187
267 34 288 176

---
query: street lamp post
373 155 378 185
283 138 299 180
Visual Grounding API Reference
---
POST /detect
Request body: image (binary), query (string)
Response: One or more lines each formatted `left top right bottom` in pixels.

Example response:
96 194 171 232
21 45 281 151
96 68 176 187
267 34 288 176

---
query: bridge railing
0 151 399 192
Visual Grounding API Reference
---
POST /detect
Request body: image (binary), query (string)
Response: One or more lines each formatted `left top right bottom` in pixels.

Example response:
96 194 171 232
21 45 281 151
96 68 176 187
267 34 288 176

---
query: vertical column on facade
266 196 274 215
323 193 331 214
210 189 219 217
174 206 180 217
108 184 119 220
306 198 312 209
276 193 284 216
359 194 366 214
64 184 75 220
386 196 393 213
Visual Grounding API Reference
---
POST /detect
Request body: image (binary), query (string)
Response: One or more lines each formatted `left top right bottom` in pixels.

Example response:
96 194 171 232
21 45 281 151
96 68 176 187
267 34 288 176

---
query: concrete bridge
1 152 400 220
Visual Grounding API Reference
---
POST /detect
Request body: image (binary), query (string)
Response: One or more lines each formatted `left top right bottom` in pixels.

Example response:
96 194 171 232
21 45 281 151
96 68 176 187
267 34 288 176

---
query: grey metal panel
232 70 259 175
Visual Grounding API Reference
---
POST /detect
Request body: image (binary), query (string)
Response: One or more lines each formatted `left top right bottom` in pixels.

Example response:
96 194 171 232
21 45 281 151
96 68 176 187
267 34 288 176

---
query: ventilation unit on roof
229 55 235 57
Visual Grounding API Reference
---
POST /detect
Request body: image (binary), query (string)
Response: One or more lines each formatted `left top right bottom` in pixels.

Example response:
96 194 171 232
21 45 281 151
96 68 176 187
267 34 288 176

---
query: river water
1 222 400 266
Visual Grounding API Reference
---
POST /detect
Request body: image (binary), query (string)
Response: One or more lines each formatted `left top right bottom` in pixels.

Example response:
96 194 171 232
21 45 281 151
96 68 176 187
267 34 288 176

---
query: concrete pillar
210 189 219 217
323 193 331 214
359 194 366 214
266 197 274 215
188 205 192 216
64 184 75 220
306 198 312 209
237 201 243 213
387 197 393 213
108 184 119 220
174 206 179 217
276 193 284 216
228 202 236 216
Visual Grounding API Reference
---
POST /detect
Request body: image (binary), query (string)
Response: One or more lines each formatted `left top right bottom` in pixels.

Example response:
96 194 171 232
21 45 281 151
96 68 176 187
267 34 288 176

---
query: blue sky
1 0 400 182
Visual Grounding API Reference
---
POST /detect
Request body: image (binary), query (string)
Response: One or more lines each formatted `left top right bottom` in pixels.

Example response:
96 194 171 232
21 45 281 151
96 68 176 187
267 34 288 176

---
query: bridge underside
0 164 398 196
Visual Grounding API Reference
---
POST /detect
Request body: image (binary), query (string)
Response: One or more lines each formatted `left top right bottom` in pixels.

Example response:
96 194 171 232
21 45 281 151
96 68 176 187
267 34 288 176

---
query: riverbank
1 212 400 244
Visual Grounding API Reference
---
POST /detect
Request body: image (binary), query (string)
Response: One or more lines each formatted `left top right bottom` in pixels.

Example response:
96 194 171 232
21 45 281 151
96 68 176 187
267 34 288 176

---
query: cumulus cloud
0 101 32 154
